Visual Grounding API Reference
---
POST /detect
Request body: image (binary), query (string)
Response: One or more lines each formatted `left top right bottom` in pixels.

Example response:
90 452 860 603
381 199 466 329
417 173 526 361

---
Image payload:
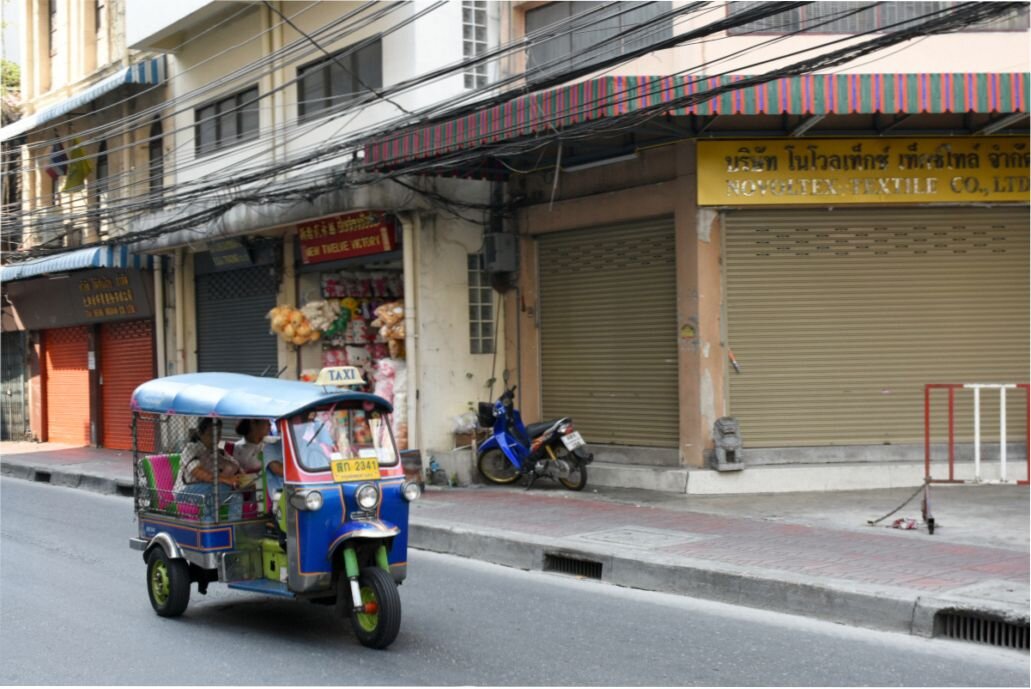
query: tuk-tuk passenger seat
140 453 257 521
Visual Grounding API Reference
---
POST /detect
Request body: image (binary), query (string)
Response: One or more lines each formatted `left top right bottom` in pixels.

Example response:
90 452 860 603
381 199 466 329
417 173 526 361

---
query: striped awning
365 72 1029 166
0 57 166 142
0 245 153 282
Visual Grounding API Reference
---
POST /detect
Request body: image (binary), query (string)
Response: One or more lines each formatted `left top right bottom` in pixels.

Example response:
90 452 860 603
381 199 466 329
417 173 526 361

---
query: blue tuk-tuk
128 368 419 649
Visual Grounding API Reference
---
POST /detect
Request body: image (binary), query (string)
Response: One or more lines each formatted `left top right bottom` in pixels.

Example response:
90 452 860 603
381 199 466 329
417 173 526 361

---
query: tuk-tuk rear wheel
146 548 190 617
348 567 401 649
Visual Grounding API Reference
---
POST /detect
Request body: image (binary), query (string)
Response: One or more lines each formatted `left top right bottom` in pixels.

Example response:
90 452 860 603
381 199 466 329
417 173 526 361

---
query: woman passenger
174 418 243 521
233 418 271 473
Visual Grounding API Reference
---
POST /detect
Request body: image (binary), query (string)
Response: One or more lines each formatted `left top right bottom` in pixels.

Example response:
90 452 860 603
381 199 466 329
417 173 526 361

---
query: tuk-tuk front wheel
347 567 401 649
146 548 190 617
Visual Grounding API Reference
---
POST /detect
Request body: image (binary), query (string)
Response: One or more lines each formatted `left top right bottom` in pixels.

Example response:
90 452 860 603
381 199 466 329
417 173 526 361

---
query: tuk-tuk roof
130 373 392 419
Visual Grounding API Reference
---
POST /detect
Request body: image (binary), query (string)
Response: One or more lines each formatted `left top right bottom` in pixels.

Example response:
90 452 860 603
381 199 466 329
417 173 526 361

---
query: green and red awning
364 72 1029 166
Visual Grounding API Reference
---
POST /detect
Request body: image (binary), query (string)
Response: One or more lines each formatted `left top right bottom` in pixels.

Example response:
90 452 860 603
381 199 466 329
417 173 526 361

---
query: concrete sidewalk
2 441 1028 642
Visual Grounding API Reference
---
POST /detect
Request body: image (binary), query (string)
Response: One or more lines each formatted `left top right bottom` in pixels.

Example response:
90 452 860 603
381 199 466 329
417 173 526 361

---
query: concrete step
430 446 1027 495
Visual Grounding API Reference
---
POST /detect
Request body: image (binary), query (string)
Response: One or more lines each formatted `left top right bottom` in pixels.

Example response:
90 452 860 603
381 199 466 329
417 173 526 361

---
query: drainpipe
174 248 186 374
154 256 166 377
400 212 419 452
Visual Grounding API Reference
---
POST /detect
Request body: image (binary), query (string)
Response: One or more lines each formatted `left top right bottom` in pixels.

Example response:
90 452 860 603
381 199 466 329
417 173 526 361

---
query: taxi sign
315 366 366 387
331 457 380 482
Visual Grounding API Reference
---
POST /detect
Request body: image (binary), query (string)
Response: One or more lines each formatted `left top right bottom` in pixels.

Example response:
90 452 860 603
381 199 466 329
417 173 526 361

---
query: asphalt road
1 478 1027 686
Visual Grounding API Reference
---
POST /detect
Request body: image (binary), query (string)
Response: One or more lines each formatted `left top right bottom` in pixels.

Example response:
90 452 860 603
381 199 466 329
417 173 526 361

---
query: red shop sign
297 211 397 264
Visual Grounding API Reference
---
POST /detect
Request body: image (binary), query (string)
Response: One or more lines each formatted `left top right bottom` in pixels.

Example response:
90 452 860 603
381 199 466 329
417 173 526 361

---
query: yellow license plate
330 458 380 483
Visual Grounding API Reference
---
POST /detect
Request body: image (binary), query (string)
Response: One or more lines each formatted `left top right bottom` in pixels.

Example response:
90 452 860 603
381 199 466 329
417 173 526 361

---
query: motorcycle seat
524 419 565 439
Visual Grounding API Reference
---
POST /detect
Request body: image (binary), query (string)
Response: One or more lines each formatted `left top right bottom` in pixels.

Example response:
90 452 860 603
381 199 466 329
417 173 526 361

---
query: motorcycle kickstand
523 470 538 491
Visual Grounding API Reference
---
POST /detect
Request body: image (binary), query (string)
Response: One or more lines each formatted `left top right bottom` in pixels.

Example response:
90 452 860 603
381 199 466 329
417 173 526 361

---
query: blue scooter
475 386 593 491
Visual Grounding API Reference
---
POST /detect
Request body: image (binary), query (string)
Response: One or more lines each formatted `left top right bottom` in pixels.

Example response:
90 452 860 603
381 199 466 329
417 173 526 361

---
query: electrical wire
8 1 1022 251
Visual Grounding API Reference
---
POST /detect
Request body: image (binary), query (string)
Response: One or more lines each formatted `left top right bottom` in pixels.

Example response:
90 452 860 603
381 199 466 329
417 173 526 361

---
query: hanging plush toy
266 305 321 347
371 301 406 358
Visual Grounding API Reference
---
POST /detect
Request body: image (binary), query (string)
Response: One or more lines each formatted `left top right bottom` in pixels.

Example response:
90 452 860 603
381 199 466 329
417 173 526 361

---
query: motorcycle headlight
402 481 421 502
355 483 380 511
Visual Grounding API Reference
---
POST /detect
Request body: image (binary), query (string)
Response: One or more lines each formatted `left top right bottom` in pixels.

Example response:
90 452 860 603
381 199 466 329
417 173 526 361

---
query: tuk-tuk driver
174 418 244 521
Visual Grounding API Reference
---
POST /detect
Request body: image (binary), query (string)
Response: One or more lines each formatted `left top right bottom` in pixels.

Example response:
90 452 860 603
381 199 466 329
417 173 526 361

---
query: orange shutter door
100 320 155 451
44 326 91 445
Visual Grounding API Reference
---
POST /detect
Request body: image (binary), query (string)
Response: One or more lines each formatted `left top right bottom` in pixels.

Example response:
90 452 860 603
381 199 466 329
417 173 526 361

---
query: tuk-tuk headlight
289 489 323 511
355 483 380 511
402 481 421 502
304 490 324 511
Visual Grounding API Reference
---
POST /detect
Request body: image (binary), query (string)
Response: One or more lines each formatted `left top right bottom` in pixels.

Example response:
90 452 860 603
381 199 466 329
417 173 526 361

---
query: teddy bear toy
371 301 406 358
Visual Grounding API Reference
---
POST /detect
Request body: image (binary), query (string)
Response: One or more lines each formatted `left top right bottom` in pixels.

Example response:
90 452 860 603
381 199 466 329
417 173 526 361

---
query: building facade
363 1 1031 488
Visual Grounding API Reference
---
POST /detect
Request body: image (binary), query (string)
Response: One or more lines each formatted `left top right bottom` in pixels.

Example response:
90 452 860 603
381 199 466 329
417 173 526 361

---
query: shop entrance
43 326 91 445
100 319 156 451
724 206 1030 448
1 331 28 440
196 265 279 376
536 218 679 448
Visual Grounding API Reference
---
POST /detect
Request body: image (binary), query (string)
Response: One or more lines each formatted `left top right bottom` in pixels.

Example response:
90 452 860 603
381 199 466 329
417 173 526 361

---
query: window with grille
463 1 488 89
725 1 1030 35
525 1 673 83
297 38 382 121
468 253 495 354
194 86 260 156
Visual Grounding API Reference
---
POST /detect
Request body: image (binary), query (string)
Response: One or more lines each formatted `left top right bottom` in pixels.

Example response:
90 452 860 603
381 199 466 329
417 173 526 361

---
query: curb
1 463 129 496
410 520 1031 638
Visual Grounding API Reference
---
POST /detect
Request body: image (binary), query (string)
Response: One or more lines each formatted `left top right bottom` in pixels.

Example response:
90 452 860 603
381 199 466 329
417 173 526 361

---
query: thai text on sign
297 211 397 264
696 137 1029 205
79 272 138 319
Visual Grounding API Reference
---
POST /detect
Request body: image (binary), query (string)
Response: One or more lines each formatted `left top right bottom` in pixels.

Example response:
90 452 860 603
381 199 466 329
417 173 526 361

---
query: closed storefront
3 249 156 447
724 206 1030 448
44 326 91 445
100 319 155 451
537 218 679 447
196 263 279 376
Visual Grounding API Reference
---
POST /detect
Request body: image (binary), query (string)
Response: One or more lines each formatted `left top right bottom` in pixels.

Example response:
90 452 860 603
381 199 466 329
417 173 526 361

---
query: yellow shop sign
697 137 1029 206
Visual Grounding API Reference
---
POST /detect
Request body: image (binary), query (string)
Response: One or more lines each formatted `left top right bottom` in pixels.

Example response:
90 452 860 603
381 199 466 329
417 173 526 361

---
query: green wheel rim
355 585 379 632
150 561 170 605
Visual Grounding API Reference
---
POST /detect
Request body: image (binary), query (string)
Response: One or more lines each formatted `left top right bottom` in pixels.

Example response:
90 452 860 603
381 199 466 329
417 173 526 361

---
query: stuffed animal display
267 305 321 347
371 301 406 358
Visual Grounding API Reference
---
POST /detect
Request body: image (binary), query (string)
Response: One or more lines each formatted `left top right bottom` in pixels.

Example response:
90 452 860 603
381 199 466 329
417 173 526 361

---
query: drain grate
33 470 51 483
543 553 602 580
937 612 1029 651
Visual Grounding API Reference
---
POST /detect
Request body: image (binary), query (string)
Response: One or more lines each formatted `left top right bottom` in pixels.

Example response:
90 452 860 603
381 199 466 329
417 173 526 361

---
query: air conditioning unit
483 232 516 273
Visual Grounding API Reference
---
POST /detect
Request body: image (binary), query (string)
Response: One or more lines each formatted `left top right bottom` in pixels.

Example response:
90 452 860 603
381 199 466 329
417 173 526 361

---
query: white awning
0 57 166 142
0 245 153 282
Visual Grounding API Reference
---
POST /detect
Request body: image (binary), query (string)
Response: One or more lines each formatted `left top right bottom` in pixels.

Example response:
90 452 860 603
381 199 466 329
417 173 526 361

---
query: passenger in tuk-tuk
173 418 244 521
233 418 271 473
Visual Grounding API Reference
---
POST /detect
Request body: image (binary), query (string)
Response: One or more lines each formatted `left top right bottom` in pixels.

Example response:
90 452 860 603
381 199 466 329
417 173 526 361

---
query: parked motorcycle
475 386 593 491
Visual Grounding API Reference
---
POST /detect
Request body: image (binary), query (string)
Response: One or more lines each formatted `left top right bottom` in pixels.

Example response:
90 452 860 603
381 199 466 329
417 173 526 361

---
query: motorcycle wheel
477 449 520 484
557 449 588 491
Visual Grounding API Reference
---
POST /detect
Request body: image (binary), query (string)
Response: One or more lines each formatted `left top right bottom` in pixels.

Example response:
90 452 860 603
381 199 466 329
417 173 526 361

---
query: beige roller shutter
538 218 678 447
725 207 1030 448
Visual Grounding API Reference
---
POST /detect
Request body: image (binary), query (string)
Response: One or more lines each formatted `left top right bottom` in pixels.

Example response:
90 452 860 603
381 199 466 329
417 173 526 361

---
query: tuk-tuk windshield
288 405 399 472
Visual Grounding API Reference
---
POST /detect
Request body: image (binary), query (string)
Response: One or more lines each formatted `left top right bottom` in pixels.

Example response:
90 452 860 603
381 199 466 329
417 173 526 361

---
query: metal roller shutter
44 326 91 445
538 218 678 447
196 266 279 376
724 207 1030 448
1 332 28 440
100 319 155 451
